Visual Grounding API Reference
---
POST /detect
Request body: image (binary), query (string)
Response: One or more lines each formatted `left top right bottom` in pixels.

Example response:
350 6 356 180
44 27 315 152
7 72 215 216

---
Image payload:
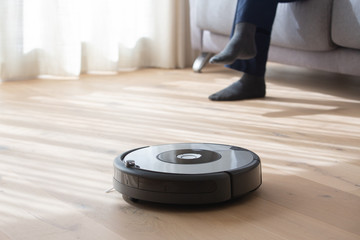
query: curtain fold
0 0 195 81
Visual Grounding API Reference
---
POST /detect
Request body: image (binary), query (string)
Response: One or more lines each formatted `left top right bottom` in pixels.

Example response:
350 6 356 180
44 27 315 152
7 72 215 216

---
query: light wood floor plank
0 63 359 239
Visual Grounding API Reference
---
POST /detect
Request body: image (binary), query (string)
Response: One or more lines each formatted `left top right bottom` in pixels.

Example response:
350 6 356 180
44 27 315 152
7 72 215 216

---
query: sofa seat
190 0 360 77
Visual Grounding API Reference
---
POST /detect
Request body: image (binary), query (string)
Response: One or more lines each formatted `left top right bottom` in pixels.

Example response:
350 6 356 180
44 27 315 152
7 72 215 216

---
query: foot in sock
209 22 257 65
209 74 265 101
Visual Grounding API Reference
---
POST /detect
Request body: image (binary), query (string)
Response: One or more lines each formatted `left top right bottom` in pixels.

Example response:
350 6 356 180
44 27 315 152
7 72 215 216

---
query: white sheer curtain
0 0 195 81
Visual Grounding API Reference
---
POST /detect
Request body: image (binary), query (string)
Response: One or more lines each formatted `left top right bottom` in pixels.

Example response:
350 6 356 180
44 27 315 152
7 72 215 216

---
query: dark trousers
226 0 300 76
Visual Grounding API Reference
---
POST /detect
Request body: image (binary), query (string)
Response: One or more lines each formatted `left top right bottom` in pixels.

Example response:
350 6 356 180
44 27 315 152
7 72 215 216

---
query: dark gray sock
209 73 265 101
209 22 257 65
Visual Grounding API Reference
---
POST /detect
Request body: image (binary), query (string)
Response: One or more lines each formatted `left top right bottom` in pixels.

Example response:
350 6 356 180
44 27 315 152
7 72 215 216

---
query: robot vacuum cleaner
113 143 262 204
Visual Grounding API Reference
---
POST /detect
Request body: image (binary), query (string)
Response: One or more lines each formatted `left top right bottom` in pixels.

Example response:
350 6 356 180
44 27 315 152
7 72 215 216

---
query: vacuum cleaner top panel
122 143 255 174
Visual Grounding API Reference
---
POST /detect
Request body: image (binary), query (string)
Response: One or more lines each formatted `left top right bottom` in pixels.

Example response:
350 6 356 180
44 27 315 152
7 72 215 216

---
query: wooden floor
0 63 359 240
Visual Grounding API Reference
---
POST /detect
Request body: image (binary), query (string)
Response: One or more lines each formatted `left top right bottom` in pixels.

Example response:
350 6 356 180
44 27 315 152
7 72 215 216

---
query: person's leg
209 0 302 101
209 0 278 65
209 0 279 101
208 28 270 101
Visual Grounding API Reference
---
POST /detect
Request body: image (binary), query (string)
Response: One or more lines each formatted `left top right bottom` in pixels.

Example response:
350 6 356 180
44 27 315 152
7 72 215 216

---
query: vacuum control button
125 160 136 168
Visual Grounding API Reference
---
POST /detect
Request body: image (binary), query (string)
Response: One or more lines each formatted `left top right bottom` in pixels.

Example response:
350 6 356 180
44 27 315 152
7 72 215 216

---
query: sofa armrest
331 0 360 50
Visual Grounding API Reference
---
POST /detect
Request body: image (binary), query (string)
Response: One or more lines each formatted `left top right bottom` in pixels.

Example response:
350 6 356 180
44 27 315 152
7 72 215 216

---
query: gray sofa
189 0 360 77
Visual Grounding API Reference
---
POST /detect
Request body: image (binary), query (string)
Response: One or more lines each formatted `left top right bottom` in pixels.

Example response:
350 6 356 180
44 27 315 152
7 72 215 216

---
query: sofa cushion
271 0 335 51
332 0 360 50
195 0 235 36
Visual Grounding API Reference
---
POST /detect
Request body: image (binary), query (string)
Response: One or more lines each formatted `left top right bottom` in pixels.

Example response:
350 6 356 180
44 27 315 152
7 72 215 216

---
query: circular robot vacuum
113 143 261 204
